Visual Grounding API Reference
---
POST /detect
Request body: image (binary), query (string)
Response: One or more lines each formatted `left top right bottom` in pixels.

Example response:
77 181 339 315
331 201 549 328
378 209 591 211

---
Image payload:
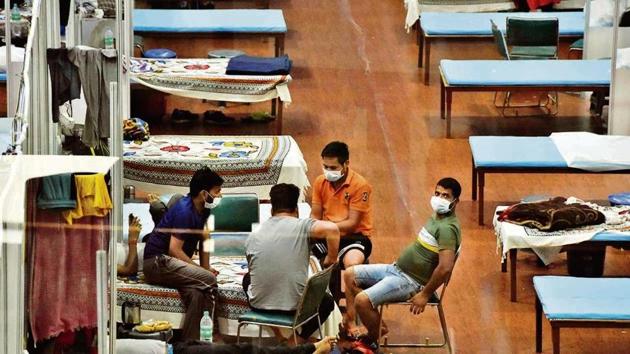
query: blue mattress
534 276 630 321
441 59 611 87
591 231 630 242
0 71 6 82
470 136 567 168
133 9 287 33
421 11 584 36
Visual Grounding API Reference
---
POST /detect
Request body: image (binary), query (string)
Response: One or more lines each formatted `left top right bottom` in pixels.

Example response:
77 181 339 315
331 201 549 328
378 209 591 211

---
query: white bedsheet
550 132 630 172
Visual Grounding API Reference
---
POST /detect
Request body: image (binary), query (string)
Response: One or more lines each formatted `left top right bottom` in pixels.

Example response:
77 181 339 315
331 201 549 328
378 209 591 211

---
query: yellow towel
63 173 113 224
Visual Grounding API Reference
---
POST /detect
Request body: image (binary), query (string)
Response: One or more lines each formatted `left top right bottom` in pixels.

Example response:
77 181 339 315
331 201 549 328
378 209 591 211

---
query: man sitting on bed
243 183 340 345
143 167 223 341
340 178 462 351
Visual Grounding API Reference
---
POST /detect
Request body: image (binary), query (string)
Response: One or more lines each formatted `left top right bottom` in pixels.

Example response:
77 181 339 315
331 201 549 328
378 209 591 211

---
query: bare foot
313 336 337 354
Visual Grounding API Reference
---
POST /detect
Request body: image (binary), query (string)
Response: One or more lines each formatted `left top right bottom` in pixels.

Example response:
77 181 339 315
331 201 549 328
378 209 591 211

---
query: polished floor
139 0 630 352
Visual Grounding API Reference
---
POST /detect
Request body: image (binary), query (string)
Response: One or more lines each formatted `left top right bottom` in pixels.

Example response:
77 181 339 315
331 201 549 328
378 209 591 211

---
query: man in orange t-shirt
306 141 373 271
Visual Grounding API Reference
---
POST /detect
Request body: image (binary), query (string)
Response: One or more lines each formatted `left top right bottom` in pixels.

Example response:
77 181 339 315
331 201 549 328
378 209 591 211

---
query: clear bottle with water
104 28 114 49
10 4 21 21
200 311 213 342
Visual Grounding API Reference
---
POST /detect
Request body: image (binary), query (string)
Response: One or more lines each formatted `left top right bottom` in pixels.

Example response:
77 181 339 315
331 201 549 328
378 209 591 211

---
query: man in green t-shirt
341 178 462 350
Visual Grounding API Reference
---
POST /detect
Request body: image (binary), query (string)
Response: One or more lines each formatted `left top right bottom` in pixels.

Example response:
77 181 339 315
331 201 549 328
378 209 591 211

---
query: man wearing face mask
306 141 373 274
339 178 461 351
143 167 224 340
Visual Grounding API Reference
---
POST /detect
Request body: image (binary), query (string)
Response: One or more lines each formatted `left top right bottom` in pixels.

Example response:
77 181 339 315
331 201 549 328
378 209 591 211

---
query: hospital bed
418 12 584 83
470 135 630 225
494 210 630 302
403 0 516 31
133 9 287 56
129 57 291 133
534 276 630 354
440 60 610 138
122 135 308 199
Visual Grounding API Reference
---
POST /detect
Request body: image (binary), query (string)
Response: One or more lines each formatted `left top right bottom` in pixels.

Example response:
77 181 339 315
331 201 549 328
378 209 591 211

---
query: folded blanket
498 197 605 232
226 55 292 75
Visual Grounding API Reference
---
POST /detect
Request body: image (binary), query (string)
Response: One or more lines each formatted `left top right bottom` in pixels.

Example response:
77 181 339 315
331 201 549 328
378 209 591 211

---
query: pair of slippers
171 109 236 125
171 109 198 124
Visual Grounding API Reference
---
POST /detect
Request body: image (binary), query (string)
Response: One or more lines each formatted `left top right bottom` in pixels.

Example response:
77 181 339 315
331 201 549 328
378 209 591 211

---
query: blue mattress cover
591 231 630 242
0 71 6 82
469 136 567 168
533 276 630 321
441 59 611 86
421 11 584 36
133 9 287 33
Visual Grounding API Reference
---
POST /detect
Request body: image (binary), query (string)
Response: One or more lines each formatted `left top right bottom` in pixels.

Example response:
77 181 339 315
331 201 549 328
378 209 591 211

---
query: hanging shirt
62 173 112 224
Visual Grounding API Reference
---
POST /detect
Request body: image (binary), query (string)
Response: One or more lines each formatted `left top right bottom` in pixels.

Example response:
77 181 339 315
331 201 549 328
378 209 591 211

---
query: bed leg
552 326 560 354
276 98 283 135
423 39 431 85
440 80 445 119
275 35 285 56
510 249 517 302
418 28 424 66
472 164 477 201
501 259 507 273
477 171 484 224
536 295 542 353
445 89 452 138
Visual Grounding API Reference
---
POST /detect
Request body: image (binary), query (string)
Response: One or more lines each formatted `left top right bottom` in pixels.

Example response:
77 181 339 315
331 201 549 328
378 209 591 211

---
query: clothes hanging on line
63 173 113 224
47 48 81 123
37 173 77 210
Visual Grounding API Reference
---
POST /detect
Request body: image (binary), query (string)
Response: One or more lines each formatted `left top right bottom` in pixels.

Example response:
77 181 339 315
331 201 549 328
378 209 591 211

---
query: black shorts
311 233 372 265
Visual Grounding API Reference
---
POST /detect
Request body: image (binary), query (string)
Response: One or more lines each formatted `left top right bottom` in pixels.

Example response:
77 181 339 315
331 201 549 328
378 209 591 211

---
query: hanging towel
63 173 113 224
47 48 81 123
37 174 77 210
68 46 117 148
226 54 292 75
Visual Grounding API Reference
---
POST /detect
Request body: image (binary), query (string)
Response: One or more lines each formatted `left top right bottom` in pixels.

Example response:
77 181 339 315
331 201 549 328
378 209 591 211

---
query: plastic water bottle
200 311 213 342
104 28 114 49
11 4 21 21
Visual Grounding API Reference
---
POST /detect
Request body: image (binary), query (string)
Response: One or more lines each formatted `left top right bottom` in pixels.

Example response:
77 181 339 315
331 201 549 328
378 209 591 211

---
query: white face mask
323 168 344 182
430 196 453 214
204 196 221 210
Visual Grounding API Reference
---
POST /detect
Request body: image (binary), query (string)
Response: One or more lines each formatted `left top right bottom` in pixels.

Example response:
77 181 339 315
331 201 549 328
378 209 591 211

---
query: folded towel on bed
226 55 292 75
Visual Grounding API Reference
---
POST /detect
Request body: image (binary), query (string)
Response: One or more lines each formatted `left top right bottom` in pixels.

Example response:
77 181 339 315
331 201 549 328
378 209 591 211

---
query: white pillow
116 339 166 354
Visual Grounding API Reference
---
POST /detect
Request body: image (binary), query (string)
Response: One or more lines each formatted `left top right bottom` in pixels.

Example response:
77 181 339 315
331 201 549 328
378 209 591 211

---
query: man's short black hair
270 183 300 214
189 167 224 197
321 141 349 165
437 177 462 199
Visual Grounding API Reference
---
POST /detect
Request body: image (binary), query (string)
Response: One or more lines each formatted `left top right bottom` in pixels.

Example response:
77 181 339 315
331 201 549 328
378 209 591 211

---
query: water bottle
200 311 213 342
10 4 21 21
104 28 115 49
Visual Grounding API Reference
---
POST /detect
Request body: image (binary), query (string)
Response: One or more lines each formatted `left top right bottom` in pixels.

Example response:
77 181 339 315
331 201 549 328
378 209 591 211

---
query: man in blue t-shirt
143 167 223 340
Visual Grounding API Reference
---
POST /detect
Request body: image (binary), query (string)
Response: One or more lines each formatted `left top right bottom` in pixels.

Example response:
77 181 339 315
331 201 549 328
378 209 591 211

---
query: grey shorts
352 263 423 308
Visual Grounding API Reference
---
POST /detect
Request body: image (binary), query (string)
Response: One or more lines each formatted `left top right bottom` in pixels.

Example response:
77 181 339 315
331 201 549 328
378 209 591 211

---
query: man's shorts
311 233 372 267
352 263 423 308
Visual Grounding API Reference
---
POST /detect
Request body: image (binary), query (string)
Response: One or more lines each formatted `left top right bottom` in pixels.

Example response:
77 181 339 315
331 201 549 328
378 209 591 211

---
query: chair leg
317 315 323 340
438 304 452 353
236 323 243 344
259 325 263 346
293 328 298 346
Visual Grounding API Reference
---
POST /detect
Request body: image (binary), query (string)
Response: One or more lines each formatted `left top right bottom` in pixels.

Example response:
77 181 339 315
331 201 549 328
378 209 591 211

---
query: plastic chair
211 193 260 232
506 17 559 60
377 251 460 353
236 265 334 345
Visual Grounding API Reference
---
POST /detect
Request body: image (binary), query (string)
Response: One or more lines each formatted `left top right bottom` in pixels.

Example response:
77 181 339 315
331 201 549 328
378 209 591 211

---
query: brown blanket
497 197 605 232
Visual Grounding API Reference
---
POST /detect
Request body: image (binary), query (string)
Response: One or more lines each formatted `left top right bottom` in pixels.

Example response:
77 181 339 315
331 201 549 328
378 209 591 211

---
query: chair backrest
490 20 510 60
436 248 462 302
293 265 334 327
506 17 559 47
211 193 260 232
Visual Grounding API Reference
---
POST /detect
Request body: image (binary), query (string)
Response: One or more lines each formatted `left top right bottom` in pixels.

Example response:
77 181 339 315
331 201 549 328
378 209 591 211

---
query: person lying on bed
117 194 185 277
243 183 340 345
143 167 224 341
339 178 462 352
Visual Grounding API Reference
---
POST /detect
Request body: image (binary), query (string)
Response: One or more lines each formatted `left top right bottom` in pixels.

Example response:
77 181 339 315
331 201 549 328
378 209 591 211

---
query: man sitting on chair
341 178 462 351
243 183 341 344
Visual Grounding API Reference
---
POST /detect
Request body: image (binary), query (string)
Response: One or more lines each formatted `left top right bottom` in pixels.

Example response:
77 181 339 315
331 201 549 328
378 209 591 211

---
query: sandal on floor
242 111 275 123
171 109 198 124
203 110 235 125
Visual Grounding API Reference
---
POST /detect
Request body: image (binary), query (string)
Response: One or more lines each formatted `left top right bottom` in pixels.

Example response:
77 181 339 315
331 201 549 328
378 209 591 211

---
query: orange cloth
63 173 113 224
312 168 373 237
